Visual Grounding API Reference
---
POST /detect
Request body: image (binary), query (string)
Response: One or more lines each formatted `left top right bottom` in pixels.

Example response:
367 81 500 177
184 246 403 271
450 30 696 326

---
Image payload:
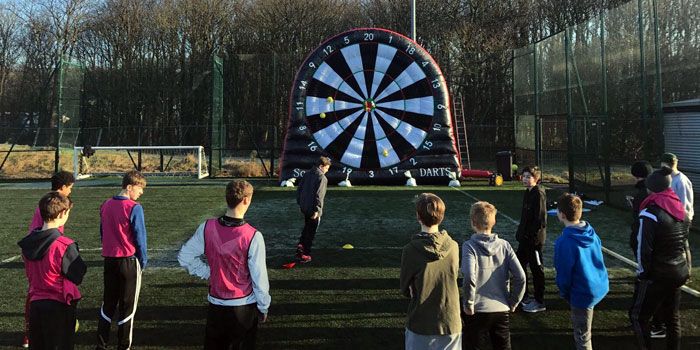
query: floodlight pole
410 0 416 41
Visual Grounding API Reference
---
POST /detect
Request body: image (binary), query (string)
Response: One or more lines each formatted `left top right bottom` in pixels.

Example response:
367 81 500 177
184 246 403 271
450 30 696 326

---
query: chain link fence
514 0 700 206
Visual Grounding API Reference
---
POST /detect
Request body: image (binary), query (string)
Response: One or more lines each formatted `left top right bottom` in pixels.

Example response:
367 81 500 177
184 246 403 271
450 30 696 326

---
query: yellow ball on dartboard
382 149 389 157
327 96 334 103
320 112 326 119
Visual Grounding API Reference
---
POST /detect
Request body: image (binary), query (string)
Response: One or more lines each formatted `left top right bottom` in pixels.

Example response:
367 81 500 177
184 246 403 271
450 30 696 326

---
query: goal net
73 146 209 179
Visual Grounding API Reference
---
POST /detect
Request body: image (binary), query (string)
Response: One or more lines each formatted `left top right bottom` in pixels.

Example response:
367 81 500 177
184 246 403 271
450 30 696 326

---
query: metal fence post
601 11 611 203
652 0 664 154
533 43 541 168
55 58 64 174
565 28 575 192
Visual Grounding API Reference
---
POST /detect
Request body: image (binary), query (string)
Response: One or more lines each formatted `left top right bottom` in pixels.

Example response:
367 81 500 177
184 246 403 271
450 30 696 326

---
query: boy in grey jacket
462 201 526 350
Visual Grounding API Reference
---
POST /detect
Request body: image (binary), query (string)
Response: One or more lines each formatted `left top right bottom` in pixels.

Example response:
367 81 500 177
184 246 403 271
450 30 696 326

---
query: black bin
496 151 513 181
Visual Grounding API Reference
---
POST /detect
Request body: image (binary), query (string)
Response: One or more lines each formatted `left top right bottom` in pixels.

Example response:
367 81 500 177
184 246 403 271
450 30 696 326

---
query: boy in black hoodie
17 192 87 350
515 166 547 313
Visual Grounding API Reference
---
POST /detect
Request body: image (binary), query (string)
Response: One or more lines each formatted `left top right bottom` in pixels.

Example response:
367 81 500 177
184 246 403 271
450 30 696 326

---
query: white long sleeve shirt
672 172 694 221
177 222 271 314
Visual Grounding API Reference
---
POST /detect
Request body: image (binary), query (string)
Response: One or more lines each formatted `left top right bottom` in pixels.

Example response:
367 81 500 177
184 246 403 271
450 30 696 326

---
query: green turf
1 181 699 349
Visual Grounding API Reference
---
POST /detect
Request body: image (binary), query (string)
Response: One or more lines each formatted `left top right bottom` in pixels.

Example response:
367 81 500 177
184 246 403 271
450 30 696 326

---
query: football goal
73 146 209 179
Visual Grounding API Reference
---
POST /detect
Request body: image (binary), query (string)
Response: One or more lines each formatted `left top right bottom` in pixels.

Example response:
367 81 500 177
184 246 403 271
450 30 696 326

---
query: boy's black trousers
516 242 545 303
204 303 259 350
462 311 511 350
629 279 682 350
29 299 77 350
96 256 142 350
298 215 320 255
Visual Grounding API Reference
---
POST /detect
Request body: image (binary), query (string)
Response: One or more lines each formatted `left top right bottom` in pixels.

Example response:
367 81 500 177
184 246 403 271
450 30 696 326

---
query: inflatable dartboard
279 28 461 185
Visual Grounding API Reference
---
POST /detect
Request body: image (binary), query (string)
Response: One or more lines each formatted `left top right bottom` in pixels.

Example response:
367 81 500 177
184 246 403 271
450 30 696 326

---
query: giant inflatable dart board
279 28 461 185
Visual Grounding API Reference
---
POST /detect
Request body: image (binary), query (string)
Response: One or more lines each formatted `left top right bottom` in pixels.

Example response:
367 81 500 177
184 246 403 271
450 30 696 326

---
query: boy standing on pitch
515 166 547 313
400 193 461 349
295 156 330 263
22 170 75 348
96 171 148 350
178 180 270 349
28 171 75 233
18 192 87 349
554 194 609 350
462 201 525 350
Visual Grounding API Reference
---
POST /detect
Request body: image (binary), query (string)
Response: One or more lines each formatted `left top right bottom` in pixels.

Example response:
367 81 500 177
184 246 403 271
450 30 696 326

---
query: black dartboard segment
280 28 461 185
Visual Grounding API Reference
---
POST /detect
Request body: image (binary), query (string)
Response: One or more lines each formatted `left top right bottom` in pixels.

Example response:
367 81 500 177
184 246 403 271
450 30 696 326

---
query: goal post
73 146 209 180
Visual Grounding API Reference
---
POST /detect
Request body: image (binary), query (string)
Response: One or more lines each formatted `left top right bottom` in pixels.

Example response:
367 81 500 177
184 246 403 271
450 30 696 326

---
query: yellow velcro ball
320 112 326 119
75 319 80 333
382 149 389 157
342 244 354 249
327 96 334 103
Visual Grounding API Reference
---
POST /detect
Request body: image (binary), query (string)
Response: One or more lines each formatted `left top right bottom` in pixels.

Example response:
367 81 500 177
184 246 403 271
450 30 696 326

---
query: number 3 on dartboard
308 141 318 152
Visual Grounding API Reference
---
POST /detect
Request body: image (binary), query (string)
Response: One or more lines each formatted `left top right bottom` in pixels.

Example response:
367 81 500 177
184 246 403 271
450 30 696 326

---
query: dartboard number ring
291 28 450 171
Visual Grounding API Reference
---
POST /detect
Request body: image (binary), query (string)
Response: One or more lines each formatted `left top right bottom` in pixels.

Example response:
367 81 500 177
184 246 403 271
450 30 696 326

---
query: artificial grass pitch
1 182 699 349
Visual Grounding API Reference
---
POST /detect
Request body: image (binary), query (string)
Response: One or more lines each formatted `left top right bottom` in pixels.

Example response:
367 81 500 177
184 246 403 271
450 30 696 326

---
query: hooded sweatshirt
400 230 461 335
554 222 609 308
17 228 87 305
461 233 526 313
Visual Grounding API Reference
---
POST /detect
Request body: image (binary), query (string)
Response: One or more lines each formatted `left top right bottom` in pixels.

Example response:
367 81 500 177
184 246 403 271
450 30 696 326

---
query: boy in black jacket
628 161 652 254
629 167 690 350
295 156 330 263
515 166 547 313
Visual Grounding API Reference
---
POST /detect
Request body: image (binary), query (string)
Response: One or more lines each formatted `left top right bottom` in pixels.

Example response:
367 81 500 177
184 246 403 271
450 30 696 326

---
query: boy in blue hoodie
554 193 609 350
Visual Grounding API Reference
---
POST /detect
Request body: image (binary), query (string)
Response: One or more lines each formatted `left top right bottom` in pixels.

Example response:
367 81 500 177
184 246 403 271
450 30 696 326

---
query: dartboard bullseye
280 28 461 185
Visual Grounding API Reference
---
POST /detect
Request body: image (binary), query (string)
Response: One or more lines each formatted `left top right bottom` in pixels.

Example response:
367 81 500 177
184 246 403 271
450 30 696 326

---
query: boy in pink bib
179 180 270 349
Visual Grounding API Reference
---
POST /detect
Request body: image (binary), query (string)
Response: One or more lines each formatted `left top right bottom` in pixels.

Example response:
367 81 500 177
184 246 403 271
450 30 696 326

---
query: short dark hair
226 180 254 208
522 166 541 181
316 156 331 167
39 191 73 222
415 193 445 227
122 170 147 189
51 171 75 191
557 193 582 222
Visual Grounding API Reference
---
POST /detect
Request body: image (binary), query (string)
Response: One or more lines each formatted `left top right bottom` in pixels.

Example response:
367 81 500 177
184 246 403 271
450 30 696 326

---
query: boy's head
226 180 254 209
660 153 678 170
470 201 497 233
39 191 73 225
122 171 147 200
522 166 541 188
415 193 445 227
557 193 583 223
631 161 653 180
316 156 331 174
51 171 75 197
645 166 673 193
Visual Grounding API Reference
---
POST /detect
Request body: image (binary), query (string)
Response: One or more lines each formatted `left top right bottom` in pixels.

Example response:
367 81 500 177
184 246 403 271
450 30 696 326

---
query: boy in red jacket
18 191 87 349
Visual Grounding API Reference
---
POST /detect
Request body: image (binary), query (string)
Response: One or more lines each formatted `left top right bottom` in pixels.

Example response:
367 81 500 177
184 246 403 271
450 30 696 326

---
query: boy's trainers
520 297 534 306
522 301 546 313
650 325 666 338
21 335 29 348
298 254 312 263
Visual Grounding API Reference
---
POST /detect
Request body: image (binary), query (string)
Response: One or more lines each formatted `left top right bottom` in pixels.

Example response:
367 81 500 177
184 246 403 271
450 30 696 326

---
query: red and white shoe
298 254 312 263
22 335 29 348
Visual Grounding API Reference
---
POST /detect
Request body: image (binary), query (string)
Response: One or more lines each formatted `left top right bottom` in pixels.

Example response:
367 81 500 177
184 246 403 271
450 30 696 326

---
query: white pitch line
449 186 700 298
2 255 20 264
